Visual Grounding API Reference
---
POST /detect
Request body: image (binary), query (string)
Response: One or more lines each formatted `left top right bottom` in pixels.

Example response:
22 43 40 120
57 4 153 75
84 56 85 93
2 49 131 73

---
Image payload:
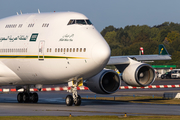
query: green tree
104 31 117 44
133 30 150 43
170 38 180 51
101 25 116 37
166 31 180 43
156 29 170 43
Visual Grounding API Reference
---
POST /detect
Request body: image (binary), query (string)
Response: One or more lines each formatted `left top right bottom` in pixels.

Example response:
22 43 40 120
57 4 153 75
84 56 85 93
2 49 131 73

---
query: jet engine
122 59 155 87
85 69 120 94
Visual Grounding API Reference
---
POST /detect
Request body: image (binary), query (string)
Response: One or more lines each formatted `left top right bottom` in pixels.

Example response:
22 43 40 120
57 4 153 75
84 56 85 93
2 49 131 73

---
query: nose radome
92 41 111 65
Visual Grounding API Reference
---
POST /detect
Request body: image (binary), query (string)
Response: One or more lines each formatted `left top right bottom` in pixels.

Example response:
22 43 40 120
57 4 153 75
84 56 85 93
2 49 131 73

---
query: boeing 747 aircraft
0 11 171 106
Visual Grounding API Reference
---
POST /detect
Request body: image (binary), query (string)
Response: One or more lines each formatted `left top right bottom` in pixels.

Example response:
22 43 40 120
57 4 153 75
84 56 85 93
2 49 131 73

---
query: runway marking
1 85 180 93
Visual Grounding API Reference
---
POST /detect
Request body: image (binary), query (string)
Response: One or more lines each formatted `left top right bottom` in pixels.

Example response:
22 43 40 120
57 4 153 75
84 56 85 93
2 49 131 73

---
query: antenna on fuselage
16 12 19 15
38 9 40 14
20 10 22 15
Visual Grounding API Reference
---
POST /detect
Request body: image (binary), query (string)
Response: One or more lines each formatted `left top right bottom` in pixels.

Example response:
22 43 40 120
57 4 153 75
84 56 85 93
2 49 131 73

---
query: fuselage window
42 23 49 27
61 48 63 52
84 48 86 52
28 24 34 27
18 24 23 28
80 48 82 52
67 48 69 52
76 48 78 52
0 48 28 53
73 48 75 52
50 48 52 52
5 24 17 28
64 48 66 52
55 48 57 52
70 48 72 52
58 48 60 52
47 48 49 52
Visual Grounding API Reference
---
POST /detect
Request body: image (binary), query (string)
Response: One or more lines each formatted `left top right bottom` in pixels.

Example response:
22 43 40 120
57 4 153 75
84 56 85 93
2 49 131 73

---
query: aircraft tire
23 92 30 103
17 92 23 103
74 95 81 106
65 95 73 106
31 92 38 103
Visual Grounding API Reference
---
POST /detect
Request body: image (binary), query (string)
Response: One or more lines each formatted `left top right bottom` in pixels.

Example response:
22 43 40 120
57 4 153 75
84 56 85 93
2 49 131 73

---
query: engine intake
136 65 155 86
122 59 155 87
85 69 120 94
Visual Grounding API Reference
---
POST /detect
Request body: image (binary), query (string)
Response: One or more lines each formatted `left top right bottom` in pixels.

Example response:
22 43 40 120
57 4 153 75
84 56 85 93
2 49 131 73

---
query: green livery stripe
0 55 87 59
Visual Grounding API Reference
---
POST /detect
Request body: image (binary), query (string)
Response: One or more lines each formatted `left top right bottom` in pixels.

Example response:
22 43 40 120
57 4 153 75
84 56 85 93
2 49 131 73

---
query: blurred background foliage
101 22 180 67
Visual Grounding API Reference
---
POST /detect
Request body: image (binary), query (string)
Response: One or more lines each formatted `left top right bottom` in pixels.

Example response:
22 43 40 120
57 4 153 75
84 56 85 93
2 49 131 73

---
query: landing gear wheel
23 92 29 103
65 95 73 106
31 93 38 103
17 92 23 103
74 95 81 106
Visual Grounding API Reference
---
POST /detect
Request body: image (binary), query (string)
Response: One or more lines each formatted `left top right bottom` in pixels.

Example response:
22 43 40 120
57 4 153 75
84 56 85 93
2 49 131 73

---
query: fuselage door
38 40 45 60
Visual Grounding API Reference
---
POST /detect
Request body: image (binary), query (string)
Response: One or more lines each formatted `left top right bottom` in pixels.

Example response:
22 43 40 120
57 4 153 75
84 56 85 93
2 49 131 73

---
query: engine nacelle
122 59 155 87
85 69 120 94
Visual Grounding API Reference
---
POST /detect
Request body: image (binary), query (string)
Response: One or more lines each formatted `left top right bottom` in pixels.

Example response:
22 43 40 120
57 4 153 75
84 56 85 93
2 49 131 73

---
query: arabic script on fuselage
0 35 28 42
59 34 74 41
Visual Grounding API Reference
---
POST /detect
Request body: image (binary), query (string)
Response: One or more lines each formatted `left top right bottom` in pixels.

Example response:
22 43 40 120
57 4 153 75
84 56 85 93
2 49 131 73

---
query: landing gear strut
65 79 82 106
17 86 39 103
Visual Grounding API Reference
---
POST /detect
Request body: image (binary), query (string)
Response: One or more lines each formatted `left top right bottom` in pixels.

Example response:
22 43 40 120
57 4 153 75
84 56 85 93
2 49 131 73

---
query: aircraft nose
92 41 111 65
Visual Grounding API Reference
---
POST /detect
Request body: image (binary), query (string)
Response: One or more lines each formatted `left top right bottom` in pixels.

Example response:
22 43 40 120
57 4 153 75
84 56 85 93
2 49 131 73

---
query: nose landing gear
65 79 82 106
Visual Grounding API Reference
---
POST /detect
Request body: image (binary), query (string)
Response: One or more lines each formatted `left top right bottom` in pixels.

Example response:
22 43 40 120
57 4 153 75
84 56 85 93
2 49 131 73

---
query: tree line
101 22 180 67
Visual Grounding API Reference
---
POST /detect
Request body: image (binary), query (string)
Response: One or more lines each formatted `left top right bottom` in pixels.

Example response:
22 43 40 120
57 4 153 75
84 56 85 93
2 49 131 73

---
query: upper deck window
67 19 92 25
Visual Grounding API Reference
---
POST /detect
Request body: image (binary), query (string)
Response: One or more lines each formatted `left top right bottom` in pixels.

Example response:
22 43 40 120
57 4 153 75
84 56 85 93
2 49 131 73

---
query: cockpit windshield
76 20 86 25
86 20 92 25
67 19 93 25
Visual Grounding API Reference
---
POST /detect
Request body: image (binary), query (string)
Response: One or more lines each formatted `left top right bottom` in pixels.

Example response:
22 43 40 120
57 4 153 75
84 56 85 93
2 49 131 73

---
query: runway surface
0 78 180 116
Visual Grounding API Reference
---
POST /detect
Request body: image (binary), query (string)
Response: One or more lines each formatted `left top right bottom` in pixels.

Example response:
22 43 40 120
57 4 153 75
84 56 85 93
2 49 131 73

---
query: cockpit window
76 20 86 25
67 20 74 25
67 19 93 25
86 20 92 25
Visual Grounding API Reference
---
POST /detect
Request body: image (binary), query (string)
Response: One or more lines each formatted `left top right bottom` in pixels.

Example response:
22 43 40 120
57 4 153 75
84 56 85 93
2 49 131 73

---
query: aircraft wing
108 44 171 66
108 54 171 65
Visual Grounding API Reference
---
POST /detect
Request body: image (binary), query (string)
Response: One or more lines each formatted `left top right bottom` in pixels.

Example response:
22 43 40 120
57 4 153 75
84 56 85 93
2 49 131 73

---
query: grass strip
1 116 180 120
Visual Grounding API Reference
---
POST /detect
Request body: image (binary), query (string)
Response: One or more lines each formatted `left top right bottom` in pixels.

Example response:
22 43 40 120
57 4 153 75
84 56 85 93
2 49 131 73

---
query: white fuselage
0 12 110 86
